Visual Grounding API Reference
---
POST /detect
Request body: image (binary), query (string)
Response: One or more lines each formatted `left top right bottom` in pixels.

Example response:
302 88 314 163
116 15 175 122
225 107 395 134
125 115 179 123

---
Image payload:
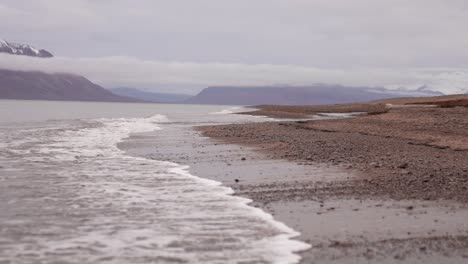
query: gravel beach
196 102 468 263
200 106 468 202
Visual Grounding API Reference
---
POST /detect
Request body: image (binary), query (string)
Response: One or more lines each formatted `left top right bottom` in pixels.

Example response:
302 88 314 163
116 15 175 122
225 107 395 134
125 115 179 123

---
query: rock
235 179 240 183
398 163 409 169
241 157 246 161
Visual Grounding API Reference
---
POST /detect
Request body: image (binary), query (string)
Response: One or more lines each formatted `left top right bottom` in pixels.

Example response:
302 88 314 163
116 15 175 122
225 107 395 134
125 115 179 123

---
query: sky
1 0 468 94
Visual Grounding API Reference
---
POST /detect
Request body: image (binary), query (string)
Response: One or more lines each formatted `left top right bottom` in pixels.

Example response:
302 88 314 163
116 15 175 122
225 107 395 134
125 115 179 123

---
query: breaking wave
0 114 309 263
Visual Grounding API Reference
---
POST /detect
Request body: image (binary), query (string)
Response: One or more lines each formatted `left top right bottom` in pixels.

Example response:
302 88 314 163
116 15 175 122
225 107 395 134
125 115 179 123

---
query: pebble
398 163 409 169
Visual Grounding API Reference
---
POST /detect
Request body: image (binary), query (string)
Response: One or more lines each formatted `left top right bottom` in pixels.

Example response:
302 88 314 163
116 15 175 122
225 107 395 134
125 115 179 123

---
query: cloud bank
2 0 468 68
1 54 467 94
1 1 467 94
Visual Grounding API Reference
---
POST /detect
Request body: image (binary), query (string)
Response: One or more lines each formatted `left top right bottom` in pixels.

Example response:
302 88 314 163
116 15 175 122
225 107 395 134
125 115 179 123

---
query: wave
1 114 309 263
210 106 244 115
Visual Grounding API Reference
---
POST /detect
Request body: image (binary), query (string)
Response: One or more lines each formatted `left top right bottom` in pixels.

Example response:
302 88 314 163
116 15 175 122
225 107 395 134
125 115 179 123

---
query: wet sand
122 112 468 263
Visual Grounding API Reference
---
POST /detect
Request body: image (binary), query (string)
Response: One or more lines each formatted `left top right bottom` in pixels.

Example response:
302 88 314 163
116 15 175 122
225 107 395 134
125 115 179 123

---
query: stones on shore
200 107 468 203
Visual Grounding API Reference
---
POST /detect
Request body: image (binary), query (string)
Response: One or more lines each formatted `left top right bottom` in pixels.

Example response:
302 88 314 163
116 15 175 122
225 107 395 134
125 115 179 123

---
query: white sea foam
315 112 367 119
0 113 309 263
210 106 244 115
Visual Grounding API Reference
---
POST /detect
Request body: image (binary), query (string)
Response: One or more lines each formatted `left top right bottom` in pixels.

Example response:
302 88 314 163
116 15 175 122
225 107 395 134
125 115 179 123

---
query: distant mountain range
0 39 53 58
1 40 449 105
186 85 443 105
111 87 192 103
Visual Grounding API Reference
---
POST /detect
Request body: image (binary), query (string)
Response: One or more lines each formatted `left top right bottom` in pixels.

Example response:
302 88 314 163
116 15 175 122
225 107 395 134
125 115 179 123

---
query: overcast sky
1 0 468 94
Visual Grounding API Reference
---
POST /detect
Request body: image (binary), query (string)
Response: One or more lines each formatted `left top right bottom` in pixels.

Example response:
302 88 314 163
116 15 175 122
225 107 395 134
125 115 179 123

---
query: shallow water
0 100 309 264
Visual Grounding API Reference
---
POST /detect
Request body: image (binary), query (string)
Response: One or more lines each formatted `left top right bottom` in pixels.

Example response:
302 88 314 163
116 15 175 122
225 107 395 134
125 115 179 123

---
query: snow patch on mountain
0 39 53 58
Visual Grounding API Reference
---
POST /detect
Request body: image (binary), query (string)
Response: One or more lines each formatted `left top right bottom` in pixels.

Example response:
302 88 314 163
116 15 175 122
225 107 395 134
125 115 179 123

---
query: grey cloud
1 0 467 93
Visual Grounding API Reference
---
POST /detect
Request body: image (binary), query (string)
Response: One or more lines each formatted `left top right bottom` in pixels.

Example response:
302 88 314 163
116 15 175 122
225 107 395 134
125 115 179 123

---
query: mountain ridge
0 69 140 102
186 85 442 106
0 39 53 58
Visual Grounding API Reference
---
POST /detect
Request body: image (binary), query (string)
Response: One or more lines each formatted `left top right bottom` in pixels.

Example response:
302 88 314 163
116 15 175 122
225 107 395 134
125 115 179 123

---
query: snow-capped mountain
0 39 53 58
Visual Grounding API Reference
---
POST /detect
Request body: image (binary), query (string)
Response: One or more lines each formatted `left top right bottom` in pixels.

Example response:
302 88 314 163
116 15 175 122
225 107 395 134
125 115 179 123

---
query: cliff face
0 39 53 58
0 69 139 102
186 85 409 105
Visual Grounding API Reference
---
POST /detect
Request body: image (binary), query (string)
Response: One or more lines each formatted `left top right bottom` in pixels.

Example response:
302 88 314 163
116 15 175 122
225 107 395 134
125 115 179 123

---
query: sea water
0 100 309 264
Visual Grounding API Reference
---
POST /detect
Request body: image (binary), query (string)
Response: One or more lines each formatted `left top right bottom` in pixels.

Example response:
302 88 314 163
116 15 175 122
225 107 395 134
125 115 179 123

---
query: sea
0 100 309 264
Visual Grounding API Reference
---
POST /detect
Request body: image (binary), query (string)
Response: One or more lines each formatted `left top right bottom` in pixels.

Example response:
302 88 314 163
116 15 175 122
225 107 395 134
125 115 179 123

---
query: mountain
111 87 192 103
0 69 139 102
186 85 418 105
0 39 53 58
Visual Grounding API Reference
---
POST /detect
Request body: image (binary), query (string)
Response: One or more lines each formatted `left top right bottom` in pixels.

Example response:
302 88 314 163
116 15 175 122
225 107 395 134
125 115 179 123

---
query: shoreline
121 106 468 263
196 104 468 263
200 106 468 202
